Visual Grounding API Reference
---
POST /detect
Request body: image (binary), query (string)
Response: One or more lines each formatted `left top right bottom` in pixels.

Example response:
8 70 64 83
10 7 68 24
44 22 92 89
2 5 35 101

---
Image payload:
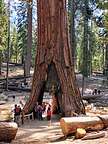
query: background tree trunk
24 1 32 77
69 0 76 68
24 0 85 116
82 0 89 77
105 44 108 79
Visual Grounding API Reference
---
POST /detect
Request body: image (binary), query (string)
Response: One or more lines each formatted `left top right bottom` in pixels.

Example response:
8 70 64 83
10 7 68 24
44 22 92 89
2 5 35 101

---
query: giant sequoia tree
24 0 85 116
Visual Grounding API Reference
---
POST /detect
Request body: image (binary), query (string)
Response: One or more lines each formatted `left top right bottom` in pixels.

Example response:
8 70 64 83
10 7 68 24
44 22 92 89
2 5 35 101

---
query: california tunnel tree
24 0 85 116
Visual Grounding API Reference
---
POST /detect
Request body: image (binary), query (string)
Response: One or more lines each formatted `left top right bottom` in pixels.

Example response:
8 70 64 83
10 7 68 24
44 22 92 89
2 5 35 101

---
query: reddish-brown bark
24 0 85 116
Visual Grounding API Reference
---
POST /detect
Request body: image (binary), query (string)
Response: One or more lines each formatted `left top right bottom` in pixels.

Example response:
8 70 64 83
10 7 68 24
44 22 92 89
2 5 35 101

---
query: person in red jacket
14 104 22 126
47 104 52 126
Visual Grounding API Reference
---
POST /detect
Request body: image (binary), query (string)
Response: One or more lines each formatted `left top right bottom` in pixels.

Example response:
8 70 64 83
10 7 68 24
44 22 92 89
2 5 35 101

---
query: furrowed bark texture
24 0 85 116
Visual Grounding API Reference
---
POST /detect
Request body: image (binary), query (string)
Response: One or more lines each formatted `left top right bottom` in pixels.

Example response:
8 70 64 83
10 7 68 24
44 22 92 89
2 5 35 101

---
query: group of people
92 88 101 95
13 102 52 127
33 102 52 124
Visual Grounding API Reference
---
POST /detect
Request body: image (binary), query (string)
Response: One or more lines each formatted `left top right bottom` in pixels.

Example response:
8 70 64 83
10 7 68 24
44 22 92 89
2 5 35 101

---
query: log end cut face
0 122 18 142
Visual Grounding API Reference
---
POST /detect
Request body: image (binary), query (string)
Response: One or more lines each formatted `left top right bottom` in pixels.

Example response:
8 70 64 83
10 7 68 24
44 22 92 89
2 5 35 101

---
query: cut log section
0 122 18 143
75 128 86 139
60 115 108 136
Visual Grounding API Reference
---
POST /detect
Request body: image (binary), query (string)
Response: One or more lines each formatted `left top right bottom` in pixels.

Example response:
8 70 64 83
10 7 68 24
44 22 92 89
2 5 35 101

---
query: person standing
12 95 15 102
14 105 22 126
47 104 52 126
33 102 38 119
37 104 43 120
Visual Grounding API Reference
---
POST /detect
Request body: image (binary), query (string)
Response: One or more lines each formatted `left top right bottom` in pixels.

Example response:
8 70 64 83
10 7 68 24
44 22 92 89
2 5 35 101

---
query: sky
4 0 37 31
4 0 103 32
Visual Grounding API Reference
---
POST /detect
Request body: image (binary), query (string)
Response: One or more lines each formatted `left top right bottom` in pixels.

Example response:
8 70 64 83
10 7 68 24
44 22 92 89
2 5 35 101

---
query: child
47 105 52 126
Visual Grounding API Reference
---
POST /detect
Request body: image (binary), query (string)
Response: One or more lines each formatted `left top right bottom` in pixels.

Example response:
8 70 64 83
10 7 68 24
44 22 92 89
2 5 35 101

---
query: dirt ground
11 118 108 144
0 69 108 144
1 92 108 144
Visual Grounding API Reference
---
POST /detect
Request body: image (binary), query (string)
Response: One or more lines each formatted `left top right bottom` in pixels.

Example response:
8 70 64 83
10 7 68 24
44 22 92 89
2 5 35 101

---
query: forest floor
0 78 108 144
2 91 108 144
0 64 108 144
11 118 108 144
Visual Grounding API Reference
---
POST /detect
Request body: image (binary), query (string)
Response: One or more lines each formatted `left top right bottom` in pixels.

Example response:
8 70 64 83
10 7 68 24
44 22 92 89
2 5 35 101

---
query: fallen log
0 75 32 81
0 122 18 142
0 75 32 89
7 86 31 92
60 115 108 136
82 94 103 100
82 131 105 140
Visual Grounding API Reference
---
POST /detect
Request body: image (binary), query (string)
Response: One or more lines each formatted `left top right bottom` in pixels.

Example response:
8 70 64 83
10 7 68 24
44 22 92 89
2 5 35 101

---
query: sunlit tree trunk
24 0 85 116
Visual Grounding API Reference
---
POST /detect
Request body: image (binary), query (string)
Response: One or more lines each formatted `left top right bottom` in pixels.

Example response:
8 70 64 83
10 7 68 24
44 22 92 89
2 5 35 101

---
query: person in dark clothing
37 104 43 120
92 88 97 95
12 95 15 101
14 105 22 126
97 89 101 94
33 102 38 119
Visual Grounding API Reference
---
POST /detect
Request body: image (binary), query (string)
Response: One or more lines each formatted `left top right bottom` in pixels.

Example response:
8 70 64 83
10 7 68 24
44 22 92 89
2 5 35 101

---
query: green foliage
16 1 27 63
74 0 108 75
16 0 37 64
92 48 103 71
32 28 37 66
0 1 8 52
97 1 108 10
96 1 108 76
10 27 18 62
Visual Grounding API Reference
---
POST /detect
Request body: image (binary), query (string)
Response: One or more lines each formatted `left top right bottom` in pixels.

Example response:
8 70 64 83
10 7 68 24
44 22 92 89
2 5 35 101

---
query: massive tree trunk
24 0 85 116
